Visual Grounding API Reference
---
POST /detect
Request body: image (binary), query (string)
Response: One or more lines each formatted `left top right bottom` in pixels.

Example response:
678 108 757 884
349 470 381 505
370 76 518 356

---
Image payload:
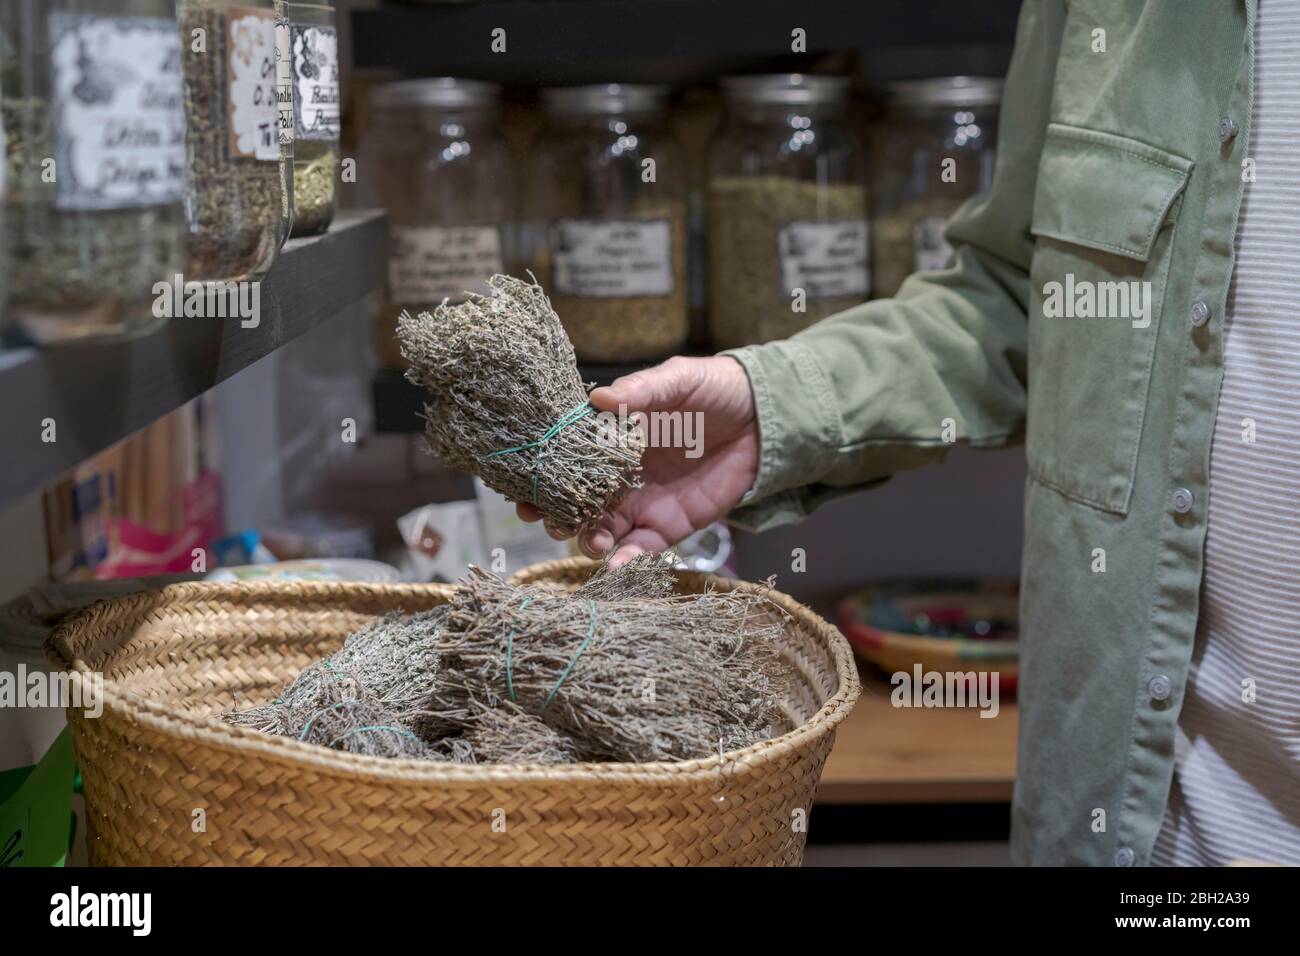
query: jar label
777 220 870 299
913 214 954 272
274 18 295 146
550 219 674 298
48 13 185 211
292 25 340 141
389 225 503 303
227 7 279 161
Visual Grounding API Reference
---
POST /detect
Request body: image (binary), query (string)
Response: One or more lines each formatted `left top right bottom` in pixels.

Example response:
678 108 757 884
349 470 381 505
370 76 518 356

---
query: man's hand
517 355 759 566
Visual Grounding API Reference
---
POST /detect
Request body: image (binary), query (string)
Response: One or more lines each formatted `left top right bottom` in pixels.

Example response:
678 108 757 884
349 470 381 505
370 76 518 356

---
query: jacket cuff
721 340 844 504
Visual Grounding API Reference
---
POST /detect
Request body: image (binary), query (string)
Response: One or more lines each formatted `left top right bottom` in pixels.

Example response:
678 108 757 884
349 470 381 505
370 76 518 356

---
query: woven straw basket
47 557 859 866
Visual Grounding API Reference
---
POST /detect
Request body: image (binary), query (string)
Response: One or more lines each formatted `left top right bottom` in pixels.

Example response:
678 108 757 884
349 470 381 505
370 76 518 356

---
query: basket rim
46 560 861 785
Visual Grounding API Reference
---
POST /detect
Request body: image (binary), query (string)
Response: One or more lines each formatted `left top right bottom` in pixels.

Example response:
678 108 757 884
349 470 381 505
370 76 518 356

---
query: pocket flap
1031 124 1193 262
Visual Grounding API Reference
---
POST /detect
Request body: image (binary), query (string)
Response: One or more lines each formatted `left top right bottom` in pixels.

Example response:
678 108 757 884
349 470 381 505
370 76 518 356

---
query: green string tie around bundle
482 401 595 505
396 274 644 531
505 597 599 710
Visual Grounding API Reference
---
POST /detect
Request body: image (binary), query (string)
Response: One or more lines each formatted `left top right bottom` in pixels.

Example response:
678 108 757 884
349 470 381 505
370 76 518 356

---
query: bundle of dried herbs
224 554 788 765
225 609 444 759
398 274 644 533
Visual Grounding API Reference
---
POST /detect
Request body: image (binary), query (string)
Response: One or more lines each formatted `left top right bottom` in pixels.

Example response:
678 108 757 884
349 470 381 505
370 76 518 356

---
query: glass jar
870 76 1002 298
178 0 287 283
1 0 187 345
0 28 9 332
365 78 513 369
284 0 337 237
707 74 869 350
273 0 293 244
525 84 688 364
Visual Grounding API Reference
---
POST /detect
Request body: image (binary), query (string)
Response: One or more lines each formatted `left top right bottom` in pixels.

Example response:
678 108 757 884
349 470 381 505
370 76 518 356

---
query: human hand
517 355 759 566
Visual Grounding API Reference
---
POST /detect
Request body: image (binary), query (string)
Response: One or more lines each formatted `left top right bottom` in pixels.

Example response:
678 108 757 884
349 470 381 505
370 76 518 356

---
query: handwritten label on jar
292 25 340 140
550 219 674 298
389 225 503 303
48 14 185 211
274 17 294 146
913 215 954 272
777 220 869 299
227 7 279 161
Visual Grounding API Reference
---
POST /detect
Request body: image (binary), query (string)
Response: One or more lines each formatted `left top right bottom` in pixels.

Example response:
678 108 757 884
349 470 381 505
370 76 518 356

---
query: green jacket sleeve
723 0 1066 532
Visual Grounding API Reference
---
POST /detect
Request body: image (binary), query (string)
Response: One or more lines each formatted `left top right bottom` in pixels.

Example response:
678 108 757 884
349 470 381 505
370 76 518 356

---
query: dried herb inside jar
2 97 183 342
534 202 689 364
871 194 963 299
707 175 869 349
179 4 285 282
290 142 336 237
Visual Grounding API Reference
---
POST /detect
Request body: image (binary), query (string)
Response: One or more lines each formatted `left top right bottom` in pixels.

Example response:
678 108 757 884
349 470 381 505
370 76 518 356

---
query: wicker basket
46 558 859 866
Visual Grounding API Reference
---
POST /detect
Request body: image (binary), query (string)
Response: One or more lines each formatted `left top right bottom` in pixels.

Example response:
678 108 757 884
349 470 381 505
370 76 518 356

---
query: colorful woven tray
837 579 1020 692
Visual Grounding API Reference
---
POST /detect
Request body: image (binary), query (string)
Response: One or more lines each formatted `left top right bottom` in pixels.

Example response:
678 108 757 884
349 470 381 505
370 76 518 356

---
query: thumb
591 356 696 413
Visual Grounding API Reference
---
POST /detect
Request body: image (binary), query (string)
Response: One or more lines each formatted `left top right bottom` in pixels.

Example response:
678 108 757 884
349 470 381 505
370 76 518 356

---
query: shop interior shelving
352 0 1021 85
357 0 1021 431
817 674 1017 805
0 209 387 510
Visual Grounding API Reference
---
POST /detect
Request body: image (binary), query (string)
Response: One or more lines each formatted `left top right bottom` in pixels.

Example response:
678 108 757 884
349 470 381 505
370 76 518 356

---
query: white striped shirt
1152 0 1300 866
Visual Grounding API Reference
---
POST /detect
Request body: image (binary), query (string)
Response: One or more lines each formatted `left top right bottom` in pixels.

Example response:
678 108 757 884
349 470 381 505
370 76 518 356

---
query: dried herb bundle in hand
398 274 645 532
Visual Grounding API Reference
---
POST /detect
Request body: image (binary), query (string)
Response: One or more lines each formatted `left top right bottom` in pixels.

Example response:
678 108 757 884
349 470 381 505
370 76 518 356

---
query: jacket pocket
1026 123 1192 515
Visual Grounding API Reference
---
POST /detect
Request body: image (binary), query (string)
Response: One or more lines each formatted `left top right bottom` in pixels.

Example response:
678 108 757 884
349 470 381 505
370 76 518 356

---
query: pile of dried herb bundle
397 274 644 533
224 555 788 764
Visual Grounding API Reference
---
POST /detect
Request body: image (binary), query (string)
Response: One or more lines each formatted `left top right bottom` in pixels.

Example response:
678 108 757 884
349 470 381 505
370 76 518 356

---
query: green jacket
726 0 1257 866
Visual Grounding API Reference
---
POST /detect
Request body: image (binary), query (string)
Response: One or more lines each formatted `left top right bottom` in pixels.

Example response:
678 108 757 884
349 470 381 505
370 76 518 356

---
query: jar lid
721 74 850 106
370 77 501 110
541 84 668 114
886 76 1004 109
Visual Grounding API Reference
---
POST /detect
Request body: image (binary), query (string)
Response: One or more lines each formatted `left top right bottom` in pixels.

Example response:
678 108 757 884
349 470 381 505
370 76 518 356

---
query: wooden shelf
817 670 1017 804
0 210 388 510
352 0 1018 86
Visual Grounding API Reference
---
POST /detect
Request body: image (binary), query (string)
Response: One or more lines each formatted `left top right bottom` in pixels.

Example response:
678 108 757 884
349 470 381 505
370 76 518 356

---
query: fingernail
583 530 612 557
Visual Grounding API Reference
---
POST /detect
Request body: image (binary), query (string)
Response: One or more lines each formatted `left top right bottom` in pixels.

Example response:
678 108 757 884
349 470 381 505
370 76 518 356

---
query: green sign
0 728 77 867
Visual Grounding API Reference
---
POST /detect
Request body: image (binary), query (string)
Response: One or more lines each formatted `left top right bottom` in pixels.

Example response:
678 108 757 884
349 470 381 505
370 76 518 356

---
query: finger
591 356 693 413
609 526 672 568
580 528 614 558
542 519 572 541
607 542 646 568
516 502 543 523
590 502 635 544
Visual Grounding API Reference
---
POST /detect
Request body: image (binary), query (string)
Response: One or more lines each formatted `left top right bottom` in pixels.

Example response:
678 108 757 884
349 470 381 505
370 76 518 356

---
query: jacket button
1218 115 1239 143
1172 488 1195 514
1190 300 1211 327
1148 675 1172 701
1114 847 1136 867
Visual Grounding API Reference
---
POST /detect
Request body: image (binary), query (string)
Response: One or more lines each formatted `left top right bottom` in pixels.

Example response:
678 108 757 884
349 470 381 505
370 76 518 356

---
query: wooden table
816 671 1019 804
